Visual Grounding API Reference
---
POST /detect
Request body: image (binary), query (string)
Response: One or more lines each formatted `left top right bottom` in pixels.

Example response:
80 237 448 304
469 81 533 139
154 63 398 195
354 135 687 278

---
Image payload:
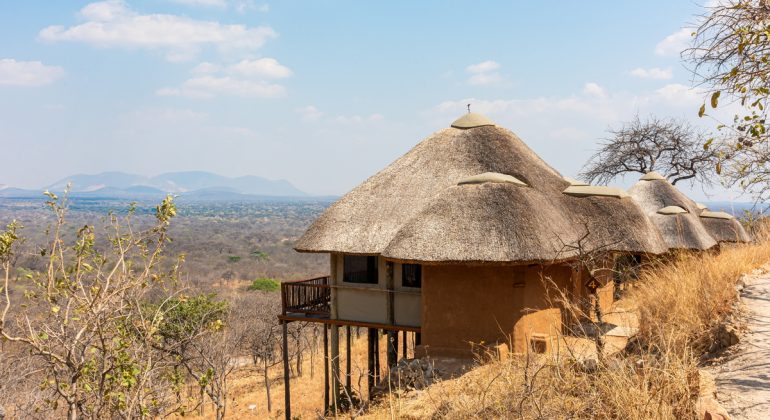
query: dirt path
710 272 770 419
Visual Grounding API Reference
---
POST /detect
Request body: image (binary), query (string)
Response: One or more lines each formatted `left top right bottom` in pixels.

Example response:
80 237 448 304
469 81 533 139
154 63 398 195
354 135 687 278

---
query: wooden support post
387 331 398 368
373 329 380 384
367 328 375 399
346 325 352 392
282 322 291 420
402 330 407 359
330 325 340 413
323 324 329 414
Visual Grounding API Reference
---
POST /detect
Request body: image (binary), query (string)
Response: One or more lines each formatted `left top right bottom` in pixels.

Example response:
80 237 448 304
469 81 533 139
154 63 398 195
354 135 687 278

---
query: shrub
249 277 280 292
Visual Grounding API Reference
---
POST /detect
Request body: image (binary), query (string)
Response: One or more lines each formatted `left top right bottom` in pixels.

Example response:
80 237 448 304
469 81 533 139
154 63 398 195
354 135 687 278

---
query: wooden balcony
281 276 331 318
278 275 421 332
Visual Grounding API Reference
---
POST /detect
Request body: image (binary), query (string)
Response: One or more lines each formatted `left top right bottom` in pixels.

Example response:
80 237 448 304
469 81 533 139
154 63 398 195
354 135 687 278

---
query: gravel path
710 272 770 419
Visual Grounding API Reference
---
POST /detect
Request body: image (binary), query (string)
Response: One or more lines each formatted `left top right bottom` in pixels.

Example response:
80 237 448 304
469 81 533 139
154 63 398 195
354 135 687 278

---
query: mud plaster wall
421 264 573 355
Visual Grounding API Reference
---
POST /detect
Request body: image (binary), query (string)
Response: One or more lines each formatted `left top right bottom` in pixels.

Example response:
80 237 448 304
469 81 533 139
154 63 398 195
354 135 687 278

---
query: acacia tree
240 295 280 412
0 193 184 419
687 0 770 202
579 115 718 185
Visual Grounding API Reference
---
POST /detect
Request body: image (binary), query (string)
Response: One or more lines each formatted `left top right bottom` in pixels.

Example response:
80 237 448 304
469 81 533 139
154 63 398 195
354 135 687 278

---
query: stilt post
367 328 375 399
323 324 329 414
387 331 398 368
346 325 352 392
282 322 291 420
330 325 340 413
373 329 380 384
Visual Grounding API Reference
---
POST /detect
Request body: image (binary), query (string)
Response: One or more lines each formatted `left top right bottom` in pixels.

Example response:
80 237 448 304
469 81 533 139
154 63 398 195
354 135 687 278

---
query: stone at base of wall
414 342 512 362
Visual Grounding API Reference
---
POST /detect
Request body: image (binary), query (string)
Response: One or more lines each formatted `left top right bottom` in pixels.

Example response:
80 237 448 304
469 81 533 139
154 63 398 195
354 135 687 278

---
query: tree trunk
264 359 272 412
68 402 78 420
593 293 605 361
295 343 302 377
216 402 226 420
199 388 205 416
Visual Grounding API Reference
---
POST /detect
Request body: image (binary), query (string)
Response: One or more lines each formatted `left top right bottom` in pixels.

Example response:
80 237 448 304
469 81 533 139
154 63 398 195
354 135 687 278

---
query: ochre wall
566 257 616 325
421 264 573 355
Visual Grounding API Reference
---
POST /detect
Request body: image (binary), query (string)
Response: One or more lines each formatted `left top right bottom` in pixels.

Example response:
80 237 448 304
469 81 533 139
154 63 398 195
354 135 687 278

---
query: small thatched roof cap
457 172 527 186
451 113 496 129
640 171 667 181
296 113 668 263
657 205 688 215
700 211 751 243
628 175 717 251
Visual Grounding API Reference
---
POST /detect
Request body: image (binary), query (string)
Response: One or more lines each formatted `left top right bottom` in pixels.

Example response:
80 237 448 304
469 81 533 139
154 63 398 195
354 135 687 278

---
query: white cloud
294 105 383 124
39 1 277 61
652 83 703 107
466 60 500 74
0 58 64 86
191 61 222 74
157 76 285 98
162 57 291 98
582 82 608 99
169 0 227 7
465 60 507 86
233 0 269 13
655 28 693 56
468 72 505 86
296 105 324 122
230 58 291 78
630 67 673 80
432 81 712 129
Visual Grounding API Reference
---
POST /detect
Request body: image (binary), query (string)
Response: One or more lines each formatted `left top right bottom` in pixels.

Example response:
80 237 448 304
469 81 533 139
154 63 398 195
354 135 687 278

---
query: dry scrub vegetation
363 226 770 420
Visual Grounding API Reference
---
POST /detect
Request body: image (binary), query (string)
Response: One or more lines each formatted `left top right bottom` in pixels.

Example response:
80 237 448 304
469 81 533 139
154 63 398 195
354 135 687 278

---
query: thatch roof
700 210 751 243
296 114 668 263
628 173 717 251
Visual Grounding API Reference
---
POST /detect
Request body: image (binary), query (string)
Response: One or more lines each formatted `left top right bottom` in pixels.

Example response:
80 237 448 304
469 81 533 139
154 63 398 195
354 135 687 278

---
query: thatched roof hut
699 209 751 243
296 113 667 263
628 172 718 251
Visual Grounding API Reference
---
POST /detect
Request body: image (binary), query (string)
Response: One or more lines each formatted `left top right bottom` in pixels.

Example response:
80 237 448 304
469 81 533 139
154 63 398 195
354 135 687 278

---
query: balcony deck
280 275 331 318
278 275 421 332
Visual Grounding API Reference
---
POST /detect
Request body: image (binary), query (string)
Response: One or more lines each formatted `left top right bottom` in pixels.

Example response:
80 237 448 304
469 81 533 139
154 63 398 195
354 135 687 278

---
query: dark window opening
343 255 378 284
402 264 422 288
530 336 547 354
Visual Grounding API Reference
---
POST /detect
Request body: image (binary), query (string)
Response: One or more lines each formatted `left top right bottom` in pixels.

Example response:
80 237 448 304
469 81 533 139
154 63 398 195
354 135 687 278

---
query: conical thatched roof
628 173 718 251
699 209 751 243
296 114 668 263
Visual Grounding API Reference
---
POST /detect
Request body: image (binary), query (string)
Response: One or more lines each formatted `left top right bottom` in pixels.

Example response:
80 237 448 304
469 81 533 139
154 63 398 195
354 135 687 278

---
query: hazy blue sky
0 0 737 200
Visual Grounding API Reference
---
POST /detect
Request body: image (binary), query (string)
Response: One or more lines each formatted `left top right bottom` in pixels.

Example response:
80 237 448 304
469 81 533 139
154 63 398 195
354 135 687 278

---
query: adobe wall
572 259 615 322
420 264 572 356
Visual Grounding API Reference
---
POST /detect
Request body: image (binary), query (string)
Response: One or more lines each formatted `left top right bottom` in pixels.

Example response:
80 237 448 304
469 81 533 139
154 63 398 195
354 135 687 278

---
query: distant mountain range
0 171 312 200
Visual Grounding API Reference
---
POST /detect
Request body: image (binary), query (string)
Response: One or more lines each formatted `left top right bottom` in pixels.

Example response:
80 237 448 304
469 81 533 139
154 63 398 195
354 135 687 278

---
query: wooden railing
281 276 331 317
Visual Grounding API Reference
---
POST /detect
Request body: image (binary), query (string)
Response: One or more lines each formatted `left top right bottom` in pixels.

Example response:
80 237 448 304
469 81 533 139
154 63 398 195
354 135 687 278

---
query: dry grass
362 230 770 419
181 331 400 419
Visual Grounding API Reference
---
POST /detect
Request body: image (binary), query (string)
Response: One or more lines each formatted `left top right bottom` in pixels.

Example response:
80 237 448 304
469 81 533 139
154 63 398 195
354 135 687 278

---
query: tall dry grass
366 227 770 420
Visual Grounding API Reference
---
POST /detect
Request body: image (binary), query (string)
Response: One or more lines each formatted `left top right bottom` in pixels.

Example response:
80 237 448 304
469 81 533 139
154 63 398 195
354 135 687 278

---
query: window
402 264 422 288
343 255 378 284
530 335 547 354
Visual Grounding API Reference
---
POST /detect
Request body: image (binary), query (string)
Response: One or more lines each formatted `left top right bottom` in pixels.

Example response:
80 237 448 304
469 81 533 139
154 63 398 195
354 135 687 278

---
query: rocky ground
708 269 770 420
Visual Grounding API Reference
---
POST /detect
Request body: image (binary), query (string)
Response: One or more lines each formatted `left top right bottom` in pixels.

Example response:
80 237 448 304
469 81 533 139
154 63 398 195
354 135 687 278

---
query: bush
249 277 280 292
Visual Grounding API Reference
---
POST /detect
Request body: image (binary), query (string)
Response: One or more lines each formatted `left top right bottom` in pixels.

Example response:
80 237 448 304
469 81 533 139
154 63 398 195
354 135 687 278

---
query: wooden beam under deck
277 314 421 333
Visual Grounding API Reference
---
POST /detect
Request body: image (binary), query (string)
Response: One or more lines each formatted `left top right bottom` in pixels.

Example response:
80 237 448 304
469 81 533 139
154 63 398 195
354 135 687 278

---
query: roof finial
467 103 471 113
